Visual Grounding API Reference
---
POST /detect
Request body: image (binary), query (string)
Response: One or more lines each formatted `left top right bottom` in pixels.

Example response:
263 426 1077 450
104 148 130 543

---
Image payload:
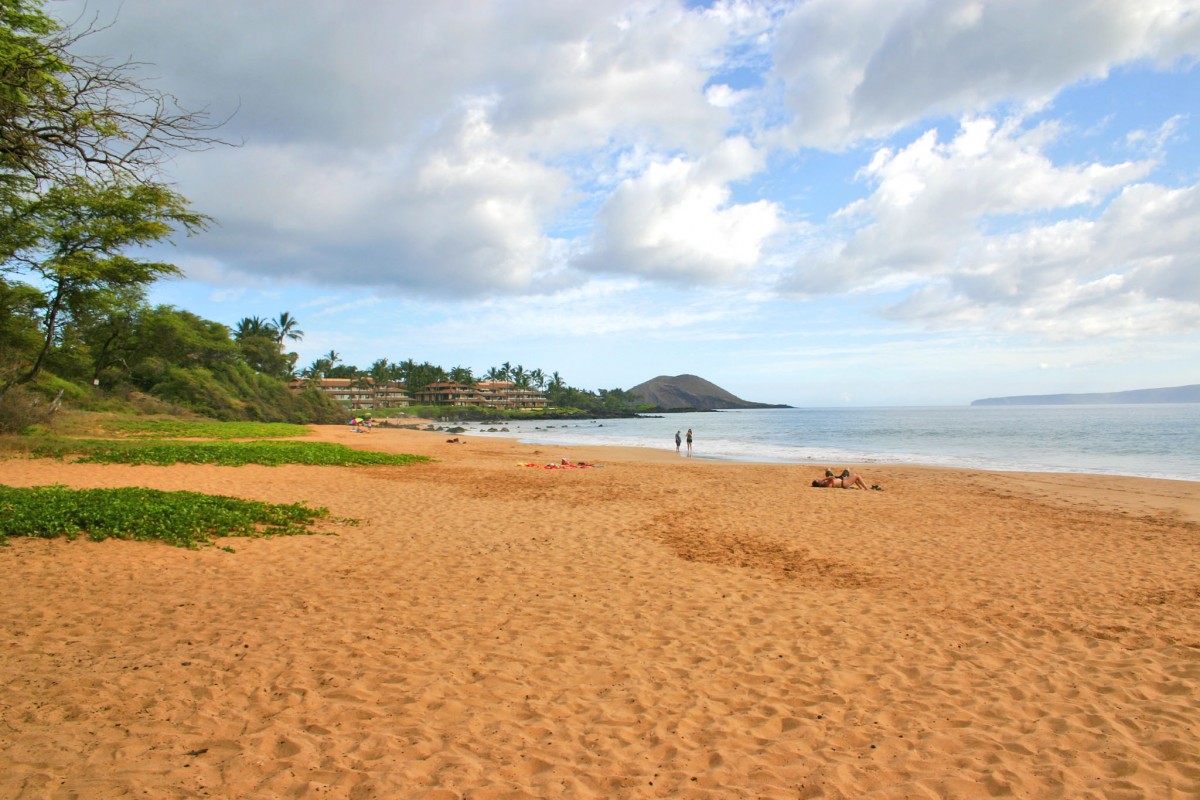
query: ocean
457 405 1200 482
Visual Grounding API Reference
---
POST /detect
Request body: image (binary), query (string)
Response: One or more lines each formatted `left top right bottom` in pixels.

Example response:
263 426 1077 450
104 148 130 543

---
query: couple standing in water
674 428 693 455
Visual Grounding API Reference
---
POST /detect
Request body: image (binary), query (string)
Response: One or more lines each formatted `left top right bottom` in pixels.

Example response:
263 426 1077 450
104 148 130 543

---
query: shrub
0 387 57 434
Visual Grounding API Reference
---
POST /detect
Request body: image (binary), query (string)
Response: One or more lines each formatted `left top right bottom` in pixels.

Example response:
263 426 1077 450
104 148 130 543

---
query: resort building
293 377 547 411
290 378 410 410
413 380 548 411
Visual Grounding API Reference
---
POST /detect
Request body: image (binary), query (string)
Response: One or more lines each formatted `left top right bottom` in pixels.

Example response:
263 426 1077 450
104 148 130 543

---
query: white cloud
772 0 1200 149
46 0 1200 397
311 297 383 318
171 103 574 296
59 0 751 297
579 137 781 283
781 113 1200 338
706 83 751 108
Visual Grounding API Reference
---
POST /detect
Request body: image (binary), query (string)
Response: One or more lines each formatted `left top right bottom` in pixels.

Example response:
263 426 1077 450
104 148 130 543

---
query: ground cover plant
95 419 314 439
0 485 343 549
23 439 429 467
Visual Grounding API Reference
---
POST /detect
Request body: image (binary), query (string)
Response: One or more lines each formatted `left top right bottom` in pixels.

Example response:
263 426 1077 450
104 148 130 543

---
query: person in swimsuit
812 473 869 489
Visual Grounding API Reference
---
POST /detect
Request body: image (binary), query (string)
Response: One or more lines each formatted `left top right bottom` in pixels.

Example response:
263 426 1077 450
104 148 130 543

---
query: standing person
675 430 682 452
686 428 693 455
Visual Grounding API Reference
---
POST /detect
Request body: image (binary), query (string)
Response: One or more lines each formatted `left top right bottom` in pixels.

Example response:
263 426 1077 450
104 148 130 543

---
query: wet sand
2 425 1198 799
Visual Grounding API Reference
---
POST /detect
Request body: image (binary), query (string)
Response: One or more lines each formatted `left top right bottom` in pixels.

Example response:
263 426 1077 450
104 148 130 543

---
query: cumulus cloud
786 116 1153 289
782 115 1200 338
772 0 1200 149
174 103 573 296
50 0 1200 343
60 0 749 296
578 137 781 283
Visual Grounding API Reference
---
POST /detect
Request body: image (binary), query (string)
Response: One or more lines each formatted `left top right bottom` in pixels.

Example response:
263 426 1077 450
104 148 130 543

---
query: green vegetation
23 438 428 467
93 418 313 439
0 484 338 548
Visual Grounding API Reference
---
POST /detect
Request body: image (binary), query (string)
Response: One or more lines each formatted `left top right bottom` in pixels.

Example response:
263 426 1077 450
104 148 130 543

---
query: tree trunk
23 283 66 385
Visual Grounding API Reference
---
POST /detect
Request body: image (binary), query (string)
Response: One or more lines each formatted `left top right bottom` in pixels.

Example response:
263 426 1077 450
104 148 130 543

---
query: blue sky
55 0 1200 405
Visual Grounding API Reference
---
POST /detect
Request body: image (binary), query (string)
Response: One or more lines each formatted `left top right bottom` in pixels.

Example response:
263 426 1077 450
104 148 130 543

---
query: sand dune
2 425 1197 799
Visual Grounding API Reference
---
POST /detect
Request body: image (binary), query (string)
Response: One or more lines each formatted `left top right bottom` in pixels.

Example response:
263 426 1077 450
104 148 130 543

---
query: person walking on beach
686 428 693 455
675 430 682 452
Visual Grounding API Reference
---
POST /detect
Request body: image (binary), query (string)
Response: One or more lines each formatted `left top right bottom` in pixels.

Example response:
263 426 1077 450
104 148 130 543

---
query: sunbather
812 473 869 489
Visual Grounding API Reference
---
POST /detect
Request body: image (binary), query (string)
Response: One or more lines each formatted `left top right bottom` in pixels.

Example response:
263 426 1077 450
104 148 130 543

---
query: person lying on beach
812 473 870 489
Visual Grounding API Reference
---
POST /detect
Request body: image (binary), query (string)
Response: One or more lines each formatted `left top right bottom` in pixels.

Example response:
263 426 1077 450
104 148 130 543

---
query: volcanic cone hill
630 374 790 411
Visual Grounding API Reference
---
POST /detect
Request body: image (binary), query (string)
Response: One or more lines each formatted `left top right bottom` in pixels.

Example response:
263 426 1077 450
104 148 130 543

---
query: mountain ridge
629 374 790 411
971 384 1200 406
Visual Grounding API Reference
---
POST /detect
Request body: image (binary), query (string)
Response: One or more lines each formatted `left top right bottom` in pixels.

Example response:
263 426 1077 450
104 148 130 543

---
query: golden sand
1 425 1198 799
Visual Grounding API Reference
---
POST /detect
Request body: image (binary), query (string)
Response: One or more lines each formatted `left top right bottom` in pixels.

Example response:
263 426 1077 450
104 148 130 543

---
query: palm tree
449 365 475 385
369 358 395 384
529 368 545 390
234 316 271 342
274 312 304 345
511 364 528 388
302 358 332 379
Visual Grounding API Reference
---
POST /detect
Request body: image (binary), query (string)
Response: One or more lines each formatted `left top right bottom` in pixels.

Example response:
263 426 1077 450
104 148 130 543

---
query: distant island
971 384 1200 406
630 374 791 411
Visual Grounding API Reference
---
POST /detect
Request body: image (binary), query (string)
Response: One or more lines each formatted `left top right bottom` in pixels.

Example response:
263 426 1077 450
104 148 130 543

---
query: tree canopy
0 0 224 197
6 176 209 383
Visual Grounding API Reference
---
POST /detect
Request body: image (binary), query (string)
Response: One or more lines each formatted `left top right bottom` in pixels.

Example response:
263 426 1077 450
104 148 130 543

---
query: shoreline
436 422 1200 484
2 424 1198 798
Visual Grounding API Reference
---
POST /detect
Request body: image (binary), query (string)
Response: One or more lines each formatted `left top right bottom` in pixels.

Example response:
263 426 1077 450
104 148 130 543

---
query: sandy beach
2 425 1198 799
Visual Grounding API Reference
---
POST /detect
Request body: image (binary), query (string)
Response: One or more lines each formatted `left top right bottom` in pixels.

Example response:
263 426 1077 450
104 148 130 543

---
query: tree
232 314 299 379
126 305 238 375
4 176 208 384
302 357 332 379
0 276 40 391
237 332 294 379
273 311 302 345
448 365 475 385
0 0 226 200
404 361 446 393
1 2 225 402
234 316 272 341
73 284 142 386
119 305 344 423
368 358 398 385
